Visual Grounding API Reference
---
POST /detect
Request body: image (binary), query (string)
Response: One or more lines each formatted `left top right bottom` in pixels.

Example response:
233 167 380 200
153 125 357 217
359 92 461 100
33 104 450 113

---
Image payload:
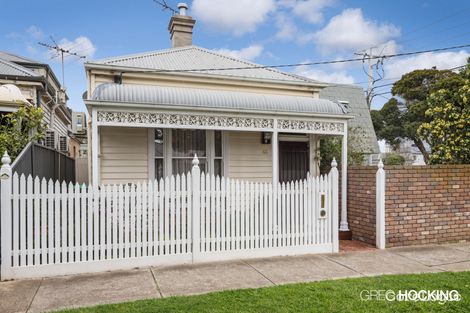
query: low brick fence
348 165 470 247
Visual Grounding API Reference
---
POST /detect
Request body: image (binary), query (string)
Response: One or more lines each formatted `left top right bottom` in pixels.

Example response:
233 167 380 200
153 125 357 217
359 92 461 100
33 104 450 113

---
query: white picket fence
0 153 339 280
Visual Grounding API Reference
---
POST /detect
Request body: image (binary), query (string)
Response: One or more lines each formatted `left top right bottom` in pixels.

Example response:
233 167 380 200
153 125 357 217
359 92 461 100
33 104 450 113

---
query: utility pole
355 48 385 109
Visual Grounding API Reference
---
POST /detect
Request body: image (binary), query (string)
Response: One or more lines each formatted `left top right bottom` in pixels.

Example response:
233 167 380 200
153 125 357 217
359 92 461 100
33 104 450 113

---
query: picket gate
0 153 339 280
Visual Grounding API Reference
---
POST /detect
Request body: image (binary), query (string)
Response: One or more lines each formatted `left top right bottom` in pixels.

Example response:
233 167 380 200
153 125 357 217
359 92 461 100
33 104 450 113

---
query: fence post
376 159 386 249
1 151 13 280
191 154 201 263
330 158 339 253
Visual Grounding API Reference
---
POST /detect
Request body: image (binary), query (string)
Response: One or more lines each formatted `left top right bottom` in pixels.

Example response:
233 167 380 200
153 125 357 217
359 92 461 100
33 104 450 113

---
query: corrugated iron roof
0 58 39 77
91 83 347 115
88 46 320 84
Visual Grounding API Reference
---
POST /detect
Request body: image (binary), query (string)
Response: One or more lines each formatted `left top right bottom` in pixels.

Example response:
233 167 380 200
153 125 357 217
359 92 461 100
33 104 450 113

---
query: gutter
84 62 329 88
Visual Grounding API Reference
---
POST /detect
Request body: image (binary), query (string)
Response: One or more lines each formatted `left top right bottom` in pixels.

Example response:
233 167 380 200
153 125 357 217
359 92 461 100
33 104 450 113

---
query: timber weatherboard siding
99 127 149 184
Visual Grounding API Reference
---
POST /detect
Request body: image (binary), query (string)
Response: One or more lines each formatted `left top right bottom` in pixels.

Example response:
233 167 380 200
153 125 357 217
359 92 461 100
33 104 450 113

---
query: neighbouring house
0 51 73 155
0 83 30 112
71 111 88 157
319 84 380 163
83 3 378 234
379 139 428 165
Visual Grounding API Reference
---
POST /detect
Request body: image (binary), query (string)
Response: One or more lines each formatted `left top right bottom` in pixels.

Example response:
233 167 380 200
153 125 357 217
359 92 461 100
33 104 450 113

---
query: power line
112 43 470 74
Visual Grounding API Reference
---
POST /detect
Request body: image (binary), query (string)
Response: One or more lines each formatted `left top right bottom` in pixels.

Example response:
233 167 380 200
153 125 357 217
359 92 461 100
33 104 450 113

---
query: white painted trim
272 119 279 186
92 107 348 135
91 107 100 185
376 161 386 249
340 123 349 231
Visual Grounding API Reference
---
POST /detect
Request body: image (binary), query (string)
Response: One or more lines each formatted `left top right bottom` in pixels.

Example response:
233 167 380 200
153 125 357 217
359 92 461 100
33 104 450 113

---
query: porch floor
339 240 376 252
2 242 470 313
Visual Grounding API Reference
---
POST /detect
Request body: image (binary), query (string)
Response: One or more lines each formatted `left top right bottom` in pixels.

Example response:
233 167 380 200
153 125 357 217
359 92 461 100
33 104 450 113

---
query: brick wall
347 166 377 245
348 165 470 247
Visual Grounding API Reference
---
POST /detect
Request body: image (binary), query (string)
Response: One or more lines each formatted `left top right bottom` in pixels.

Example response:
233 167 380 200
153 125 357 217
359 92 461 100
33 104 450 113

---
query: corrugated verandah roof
90 83 347 116
87 46 321 84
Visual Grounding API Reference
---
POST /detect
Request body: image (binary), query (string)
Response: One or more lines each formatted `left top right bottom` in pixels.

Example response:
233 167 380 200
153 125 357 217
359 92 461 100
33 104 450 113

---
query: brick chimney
168 3 196 48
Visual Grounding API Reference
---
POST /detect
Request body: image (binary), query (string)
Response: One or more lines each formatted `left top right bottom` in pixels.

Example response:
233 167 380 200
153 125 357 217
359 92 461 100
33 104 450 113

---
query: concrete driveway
1 242 470 313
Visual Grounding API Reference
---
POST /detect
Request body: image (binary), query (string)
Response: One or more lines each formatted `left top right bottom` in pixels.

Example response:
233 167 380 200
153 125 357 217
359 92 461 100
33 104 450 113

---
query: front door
279 141 310 183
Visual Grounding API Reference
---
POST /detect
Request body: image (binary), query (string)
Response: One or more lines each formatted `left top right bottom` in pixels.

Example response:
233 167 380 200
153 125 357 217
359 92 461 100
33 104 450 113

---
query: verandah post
191 154 201 263
376 159 386 249
1 151 13 280
330 158 339 253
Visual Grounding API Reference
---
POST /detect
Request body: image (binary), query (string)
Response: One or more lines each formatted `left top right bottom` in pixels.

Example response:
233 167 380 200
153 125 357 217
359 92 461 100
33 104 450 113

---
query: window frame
148 128 227 180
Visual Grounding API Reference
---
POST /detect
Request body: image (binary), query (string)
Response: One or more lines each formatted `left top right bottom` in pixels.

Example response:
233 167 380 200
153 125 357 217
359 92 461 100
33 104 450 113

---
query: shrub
383 153 405 165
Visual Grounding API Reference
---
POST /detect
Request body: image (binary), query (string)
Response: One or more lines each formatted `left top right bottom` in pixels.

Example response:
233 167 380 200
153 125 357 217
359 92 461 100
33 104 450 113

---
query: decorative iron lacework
277 119 344 133
97 111 274 129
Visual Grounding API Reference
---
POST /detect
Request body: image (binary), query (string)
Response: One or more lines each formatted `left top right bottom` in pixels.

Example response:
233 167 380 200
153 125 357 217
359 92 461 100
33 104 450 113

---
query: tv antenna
152 0 178 14
38 36 86 88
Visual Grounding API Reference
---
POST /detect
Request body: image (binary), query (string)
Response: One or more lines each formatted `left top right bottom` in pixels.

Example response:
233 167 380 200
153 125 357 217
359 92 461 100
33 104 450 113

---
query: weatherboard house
84 4 377 235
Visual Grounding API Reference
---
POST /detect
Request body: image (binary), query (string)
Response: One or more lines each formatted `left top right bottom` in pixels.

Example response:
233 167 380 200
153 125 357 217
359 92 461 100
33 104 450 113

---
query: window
153 129 224 180
172 129 207 175
214 130 223 177
154 129 164 181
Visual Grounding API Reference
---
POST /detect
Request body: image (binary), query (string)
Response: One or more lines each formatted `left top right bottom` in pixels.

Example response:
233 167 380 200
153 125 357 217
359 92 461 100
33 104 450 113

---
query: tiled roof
88 46 321 84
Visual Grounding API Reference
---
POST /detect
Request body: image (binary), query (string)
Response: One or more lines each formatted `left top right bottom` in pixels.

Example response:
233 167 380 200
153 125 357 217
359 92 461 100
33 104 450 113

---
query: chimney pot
177 3 188 16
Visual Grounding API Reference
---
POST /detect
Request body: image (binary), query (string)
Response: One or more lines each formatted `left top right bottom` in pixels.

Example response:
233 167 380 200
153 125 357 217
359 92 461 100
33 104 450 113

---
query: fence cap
378 158 384 169
1 151 11 166
331 157 337 168
192 154 199 166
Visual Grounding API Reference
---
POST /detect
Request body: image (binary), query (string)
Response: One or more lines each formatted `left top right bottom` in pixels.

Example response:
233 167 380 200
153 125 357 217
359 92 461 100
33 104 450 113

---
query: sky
2 0 470 112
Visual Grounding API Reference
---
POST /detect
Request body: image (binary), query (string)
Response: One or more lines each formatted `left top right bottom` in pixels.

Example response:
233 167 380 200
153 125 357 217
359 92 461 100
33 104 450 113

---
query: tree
371 68 458 163
418 64 470 164
370 98 405 150
0 105 46 161
319 126 371 174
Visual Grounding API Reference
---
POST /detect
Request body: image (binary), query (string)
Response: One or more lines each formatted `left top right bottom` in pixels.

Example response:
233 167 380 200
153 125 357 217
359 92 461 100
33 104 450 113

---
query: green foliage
0 105 46 161
383 153 406 166
319 126 370 174
418 62 470 164
372 68 459 164
371 98 405 150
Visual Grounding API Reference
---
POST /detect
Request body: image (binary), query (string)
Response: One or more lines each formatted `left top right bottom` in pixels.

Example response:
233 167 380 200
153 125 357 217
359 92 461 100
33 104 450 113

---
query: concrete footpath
2 242 470 313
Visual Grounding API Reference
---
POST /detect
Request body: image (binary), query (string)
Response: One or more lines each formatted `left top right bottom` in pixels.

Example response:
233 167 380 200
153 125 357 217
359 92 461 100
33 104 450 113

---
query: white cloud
314 8 400 53
274 13 298 40
26 25 44 40
293 64 355 84
384 50 470 79
47 36 96 61
192 0 275 36
290 0 335 24
214 44 264 61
